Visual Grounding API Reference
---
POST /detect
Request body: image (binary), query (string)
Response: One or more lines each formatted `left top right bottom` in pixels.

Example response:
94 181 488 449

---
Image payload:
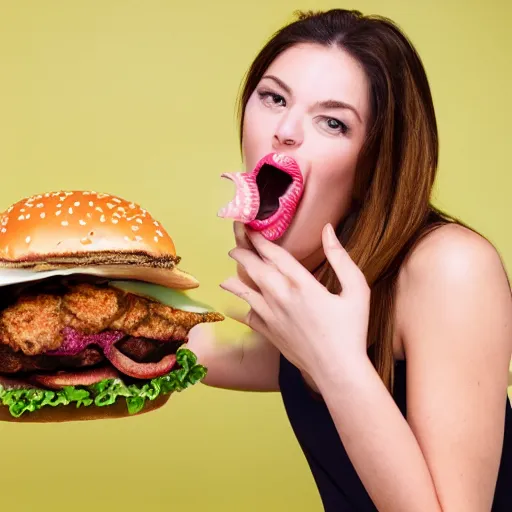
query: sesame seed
113 198 122 204
107 203 115 209
131 225 139 231
61 221 69 226
79 220 86 226
113 212 121 218
154 236 159 242
89 201 94 207
156 229 163 237
20 209 25 213
135 235 142 241
36 203 43 208
57 204 62 208
25 214 30 219
129 203 135 209
56 210 61 216
18 215 24 221
7 206 13 212
74 201 80 207
25 236 31 243
153 221 159 227
1 228 6 233
136 218 143 224
95 206 103 213
100 215 106 222
112 219 119 224
68 207 73 214
86 213 92 218
40 212 46 219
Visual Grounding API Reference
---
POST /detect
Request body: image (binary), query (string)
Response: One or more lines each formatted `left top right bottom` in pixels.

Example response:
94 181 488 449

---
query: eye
257 90 286 107
319 117 349 135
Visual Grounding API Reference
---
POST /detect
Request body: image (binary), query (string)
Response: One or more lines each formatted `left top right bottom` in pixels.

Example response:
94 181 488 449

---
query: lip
217 152 305 241
246 152 304 240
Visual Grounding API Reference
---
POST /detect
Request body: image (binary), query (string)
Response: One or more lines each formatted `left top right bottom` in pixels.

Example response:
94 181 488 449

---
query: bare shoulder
395 222 512 354
400 222 509 285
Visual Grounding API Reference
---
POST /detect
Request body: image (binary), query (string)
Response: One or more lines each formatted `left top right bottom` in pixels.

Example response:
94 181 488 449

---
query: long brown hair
236 9 466 391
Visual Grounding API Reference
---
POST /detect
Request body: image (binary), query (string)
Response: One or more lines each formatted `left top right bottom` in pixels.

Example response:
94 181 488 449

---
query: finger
322 223 369 295
227 307 268 335
228 246 287 294
245 228 313 285
220 276 273 320
233 221 255 251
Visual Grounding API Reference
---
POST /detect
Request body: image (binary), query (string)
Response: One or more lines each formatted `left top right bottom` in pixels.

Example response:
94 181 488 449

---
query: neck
300 249 327 276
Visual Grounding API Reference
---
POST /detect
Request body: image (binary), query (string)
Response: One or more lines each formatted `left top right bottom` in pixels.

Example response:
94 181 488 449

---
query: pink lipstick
217 152 304 241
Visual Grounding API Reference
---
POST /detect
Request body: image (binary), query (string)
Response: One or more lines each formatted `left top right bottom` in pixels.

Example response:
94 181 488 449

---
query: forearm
313 354 442 512
186 325 280 391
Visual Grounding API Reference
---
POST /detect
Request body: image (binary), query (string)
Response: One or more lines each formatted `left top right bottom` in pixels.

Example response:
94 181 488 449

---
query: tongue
217 170 260 222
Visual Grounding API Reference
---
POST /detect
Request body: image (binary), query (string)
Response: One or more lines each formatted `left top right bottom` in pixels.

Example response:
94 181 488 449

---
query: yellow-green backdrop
0 1 510 511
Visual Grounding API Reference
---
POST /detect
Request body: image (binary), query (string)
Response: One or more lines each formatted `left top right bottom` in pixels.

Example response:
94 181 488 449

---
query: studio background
0 1 510 511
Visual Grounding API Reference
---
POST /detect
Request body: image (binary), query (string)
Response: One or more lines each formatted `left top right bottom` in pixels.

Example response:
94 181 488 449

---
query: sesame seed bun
0 190 199 289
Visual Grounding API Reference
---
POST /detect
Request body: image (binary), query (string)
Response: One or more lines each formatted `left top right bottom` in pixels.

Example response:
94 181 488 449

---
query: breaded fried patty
0 282 223 360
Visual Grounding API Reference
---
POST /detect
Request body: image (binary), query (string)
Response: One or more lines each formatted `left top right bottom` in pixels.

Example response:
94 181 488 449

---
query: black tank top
278 353 512 511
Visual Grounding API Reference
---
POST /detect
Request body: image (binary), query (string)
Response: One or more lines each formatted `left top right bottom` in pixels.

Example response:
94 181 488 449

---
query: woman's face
241 42 370 270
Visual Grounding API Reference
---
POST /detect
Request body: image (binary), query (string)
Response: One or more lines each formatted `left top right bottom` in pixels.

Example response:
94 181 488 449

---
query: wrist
310 347 373 393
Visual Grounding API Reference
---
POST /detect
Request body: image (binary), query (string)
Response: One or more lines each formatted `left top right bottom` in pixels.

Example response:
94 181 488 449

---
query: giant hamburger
0 190 223 422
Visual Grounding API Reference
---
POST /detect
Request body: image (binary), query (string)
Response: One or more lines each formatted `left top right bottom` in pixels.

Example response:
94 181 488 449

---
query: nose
272 114 303 150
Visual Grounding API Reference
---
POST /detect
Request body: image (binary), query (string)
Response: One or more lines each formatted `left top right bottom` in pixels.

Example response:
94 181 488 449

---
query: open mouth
218 153 304 240
254 164 294 220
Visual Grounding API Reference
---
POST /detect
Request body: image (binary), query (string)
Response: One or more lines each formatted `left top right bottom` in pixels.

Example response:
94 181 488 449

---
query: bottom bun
0 393 171 423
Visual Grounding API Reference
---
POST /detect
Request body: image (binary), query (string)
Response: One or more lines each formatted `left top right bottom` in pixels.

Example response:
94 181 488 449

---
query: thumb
322 223 366 295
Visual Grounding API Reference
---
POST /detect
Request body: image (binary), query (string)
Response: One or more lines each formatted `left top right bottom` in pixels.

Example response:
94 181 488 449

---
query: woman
188 9 512 511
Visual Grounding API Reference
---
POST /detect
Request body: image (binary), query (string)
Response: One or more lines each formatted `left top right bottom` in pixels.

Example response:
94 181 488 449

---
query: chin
274 218 322 266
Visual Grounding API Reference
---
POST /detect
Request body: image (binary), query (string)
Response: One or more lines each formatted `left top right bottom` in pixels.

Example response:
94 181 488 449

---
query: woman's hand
220 223 372 380
231 221 260 291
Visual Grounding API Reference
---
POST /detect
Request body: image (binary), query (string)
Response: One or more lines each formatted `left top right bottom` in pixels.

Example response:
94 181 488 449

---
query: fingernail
326 223 339 245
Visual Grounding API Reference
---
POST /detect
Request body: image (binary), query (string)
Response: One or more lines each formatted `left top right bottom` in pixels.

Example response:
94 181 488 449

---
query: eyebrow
261 74 362 123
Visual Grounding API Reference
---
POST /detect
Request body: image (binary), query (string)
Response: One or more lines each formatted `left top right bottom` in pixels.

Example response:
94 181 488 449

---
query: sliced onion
104 344 176 379
30 366 120 389
45 327 125 356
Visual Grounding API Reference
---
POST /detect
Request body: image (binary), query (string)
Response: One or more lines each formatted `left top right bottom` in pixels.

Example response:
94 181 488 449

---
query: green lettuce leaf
0 348 206 418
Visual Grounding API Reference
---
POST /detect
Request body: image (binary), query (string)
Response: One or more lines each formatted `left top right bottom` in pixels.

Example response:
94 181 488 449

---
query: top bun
0 190 176 263
0 191 199 289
